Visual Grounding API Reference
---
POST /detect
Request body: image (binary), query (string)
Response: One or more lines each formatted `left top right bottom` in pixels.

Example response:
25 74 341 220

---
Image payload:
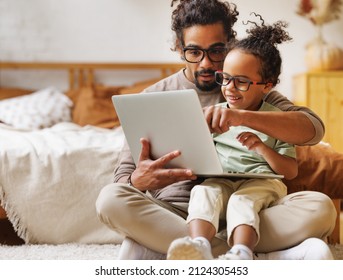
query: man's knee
96 183 132 220
312 192 337 236
296 191 336 231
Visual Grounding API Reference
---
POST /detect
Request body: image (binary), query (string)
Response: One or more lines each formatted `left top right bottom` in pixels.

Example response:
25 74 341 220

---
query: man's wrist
127 174 135 187
238 109 249 127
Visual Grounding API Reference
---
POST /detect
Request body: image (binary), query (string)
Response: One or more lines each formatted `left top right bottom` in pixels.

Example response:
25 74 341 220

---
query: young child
167 16 299 260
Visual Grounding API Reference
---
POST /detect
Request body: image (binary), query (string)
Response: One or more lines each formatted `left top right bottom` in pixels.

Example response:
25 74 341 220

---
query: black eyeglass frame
215 70 268 92
182 46 228 63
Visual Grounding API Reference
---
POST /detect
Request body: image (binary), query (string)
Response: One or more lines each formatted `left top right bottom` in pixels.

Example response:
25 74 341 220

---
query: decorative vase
305 25 343 71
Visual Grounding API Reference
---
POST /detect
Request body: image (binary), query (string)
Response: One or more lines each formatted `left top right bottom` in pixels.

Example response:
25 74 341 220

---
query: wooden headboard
0 61 185 90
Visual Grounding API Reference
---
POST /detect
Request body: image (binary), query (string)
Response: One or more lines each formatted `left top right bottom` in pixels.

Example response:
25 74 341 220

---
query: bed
0 61 342 245
0 61 184 244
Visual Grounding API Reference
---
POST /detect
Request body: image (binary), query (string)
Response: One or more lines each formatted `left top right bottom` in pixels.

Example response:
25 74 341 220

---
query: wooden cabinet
293 72 343 153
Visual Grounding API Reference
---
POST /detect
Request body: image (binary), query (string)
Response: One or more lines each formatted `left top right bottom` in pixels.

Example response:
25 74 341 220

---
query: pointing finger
153 150 181 168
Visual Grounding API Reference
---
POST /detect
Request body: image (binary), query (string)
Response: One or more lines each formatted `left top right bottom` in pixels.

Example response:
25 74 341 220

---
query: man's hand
130 138 197 191
203 105 243 134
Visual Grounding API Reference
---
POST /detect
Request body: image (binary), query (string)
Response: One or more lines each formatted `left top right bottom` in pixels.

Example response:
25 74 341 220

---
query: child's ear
263 82 273 94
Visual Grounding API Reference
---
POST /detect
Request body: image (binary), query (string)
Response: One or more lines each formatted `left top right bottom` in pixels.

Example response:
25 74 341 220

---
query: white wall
1 0 343 98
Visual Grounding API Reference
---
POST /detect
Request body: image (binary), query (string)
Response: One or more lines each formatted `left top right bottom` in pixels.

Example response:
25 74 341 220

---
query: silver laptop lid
112 89 223 175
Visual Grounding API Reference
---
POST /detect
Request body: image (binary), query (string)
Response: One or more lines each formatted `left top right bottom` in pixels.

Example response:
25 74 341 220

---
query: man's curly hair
170 0 239 50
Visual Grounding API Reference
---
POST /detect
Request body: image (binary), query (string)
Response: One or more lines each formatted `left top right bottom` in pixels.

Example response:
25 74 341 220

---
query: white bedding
0 122 125 244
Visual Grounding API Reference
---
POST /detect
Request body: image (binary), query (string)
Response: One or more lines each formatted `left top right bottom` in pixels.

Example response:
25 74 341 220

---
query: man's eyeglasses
215 71 268 92
182 47 227 63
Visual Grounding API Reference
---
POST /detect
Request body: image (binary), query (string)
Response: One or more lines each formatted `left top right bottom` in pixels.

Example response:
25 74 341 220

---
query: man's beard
194 69 220 91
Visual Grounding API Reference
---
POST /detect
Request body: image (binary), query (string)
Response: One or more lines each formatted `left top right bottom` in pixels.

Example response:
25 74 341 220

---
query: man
96 0 336 259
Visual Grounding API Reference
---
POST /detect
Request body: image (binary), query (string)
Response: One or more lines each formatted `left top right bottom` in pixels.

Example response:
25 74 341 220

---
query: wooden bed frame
0 61 185 90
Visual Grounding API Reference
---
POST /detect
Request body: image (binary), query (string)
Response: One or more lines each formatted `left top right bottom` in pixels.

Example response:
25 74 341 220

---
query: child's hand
236 131 266 155
203 105 243 134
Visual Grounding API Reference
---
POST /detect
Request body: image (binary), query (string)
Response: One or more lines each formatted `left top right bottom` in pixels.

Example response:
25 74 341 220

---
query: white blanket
0 122 125 244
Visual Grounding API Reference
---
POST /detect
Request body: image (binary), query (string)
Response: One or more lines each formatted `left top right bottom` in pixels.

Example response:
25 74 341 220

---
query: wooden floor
0 219 24 245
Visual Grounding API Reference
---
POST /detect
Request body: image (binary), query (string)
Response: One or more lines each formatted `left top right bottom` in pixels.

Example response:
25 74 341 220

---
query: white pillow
0 87 72 130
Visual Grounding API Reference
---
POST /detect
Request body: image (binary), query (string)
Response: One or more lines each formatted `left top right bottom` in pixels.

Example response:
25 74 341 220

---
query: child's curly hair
232 13 292 86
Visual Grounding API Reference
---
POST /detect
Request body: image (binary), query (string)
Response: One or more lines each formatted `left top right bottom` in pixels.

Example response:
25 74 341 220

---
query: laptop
112 89 283 179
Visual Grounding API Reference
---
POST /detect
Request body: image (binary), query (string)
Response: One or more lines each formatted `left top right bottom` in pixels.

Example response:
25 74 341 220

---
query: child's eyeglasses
215 71 268 92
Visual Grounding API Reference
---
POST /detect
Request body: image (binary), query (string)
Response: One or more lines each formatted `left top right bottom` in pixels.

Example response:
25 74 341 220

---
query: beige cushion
68 85 123 129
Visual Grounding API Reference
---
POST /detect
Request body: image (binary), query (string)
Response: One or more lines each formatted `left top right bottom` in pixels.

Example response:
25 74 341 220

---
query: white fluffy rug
0 243 342 260
0 243 121 260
